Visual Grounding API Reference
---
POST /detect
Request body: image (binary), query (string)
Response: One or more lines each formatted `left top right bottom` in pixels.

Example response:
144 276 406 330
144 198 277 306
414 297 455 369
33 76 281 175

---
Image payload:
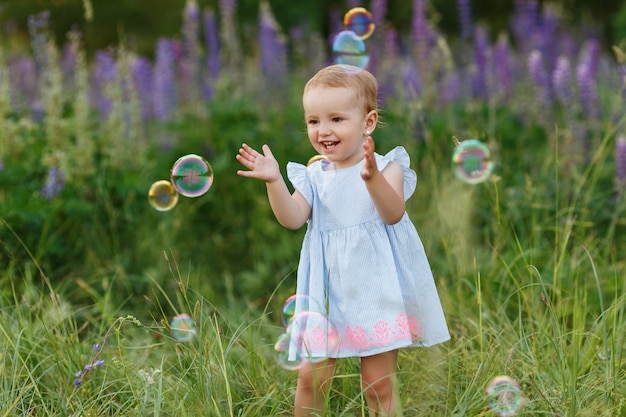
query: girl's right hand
236 143 281 183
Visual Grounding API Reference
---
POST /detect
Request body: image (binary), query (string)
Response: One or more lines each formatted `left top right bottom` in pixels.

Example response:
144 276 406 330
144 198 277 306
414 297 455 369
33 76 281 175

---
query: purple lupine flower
579 38 600 79
493 33 513 101
470 25 489 99
152 38 177 122
552 56 572 106
9 56 38 112
91 50 117 121
27 10 50 70
60 42 76 90
182 0 201 61
130 55 153 121
259 1 287 87
457 0 473 42
347 0 360 9
511 0 539 54
576 61 600 120
412 0 431 80
528 49 552 105
533 6 559 73
616 134 626 182
441 72 461 106
41 166 64 200
371 0 387 27
203 8 220 80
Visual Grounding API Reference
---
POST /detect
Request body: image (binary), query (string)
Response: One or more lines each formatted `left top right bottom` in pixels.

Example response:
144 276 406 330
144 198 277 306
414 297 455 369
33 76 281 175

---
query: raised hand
361 136 380 181
236 143 281 183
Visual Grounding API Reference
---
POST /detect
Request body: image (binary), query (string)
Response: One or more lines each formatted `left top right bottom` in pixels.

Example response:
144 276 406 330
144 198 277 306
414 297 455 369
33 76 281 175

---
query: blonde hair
304 65 378 115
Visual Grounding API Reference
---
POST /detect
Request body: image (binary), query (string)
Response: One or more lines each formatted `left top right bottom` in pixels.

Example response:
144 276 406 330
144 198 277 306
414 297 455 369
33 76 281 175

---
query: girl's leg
295 358 337 416
360 350 401 417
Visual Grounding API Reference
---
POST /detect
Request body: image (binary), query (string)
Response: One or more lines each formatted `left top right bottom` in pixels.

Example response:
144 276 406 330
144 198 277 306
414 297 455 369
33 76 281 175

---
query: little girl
236 64 449 416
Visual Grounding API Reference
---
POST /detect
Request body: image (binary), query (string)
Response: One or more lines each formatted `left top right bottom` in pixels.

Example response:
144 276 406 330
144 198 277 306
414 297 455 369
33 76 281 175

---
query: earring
365 130 370 135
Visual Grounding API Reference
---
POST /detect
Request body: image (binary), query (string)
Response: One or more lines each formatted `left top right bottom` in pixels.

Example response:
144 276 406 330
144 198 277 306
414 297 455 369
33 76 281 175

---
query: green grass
1 22 626 415
2 114 625 415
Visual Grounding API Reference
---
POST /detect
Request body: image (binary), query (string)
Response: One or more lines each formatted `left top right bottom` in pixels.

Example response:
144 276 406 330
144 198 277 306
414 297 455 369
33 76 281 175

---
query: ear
364 110 378 134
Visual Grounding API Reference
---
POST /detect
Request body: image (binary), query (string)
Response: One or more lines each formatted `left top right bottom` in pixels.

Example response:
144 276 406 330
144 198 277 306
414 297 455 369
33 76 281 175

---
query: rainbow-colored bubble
170 313 196 342
344 7 375 40
148 180 179 211
306 155 335 173
486 376 524 416
274 332 306 371
332 30 370 69
171 154 214 197
451 139 494 184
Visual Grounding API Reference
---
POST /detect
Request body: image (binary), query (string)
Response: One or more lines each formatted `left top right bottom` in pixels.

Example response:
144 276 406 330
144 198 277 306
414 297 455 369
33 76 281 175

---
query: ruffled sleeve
286 162 313 205
376 146 417 200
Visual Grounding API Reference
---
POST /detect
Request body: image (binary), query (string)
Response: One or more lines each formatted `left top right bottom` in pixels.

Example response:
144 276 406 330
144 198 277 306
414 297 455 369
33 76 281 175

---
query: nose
318 122 331 137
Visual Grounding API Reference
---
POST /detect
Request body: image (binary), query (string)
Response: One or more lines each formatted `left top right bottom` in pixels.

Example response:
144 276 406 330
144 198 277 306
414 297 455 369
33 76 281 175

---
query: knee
297 361 334 392
362 372 394 403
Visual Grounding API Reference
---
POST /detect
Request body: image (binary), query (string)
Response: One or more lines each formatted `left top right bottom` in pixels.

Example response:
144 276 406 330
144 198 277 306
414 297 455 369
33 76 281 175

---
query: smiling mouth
321 141 338 151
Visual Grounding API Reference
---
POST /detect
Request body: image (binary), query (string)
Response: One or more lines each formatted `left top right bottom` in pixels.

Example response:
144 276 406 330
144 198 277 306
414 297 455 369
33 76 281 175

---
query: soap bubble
486 376 524 416
148 180 179 211
281 295 325 328
274 332 306 370
344 7 375 40
451 139 494 184
287 311 339 364
170 313 196 342
332 30 369 69
171 154 214 197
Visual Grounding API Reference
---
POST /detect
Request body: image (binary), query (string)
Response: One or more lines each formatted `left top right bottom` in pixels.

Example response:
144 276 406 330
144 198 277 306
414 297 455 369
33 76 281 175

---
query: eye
307 119 319 126
332 117 343 122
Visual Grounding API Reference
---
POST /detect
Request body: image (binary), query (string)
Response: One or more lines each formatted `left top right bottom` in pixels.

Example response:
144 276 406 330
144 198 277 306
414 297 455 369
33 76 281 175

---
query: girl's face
303 85 377 169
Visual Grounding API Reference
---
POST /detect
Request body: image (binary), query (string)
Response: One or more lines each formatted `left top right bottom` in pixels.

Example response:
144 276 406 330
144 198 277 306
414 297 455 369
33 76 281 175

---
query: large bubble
332 30 370 69
451 139 494 184
171 154 214 197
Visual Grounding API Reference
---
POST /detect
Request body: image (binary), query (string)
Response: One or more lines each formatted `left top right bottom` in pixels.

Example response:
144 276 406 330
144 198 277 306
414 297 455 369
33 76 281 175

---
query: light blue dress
286 146 450 360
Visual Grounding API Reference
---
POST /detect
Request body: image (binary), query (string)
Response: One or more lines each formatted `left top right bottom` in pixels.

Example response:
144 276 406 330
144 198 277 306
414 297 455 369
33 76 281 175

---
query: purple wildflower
616 134 626 191
552 56 572 106
9 57 37 112
471 25 489 99
493 34 513 101
511 0 539 53
259 1 287 87
203 8 220 80
576 61 600 120
371 0 387 27
412 0 430 80
533 5 559 75
91 50 117 122
528 49 552 105
152 38 177 122
130 55 153 121
27 10 50 70
457 0 473 42
41 166 64 200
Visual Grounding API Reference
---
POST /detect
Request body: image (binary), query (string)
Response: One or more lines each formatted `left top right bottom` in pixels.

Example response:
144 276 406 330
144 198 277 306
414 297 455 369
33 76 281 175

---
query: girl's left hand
361 136 379 181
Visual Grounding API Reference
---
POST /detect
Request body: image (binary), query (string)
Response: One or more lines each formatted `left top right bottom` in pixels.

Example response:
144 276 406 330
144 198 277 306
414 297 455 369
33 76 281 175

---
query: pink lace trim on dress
339 313 424 351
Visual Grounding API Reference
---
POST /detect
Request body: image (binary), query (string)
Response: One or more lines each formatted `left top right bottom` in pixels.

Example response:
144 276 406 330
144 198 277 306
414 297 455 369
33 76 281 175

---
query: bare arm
236 143 311 230
361 136 406 224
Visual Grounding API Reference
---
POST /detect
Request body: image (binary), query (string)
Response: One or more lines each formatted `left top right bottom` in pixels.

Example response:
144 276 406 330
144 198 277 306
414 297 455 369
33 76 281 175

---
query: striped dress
285 146 450 360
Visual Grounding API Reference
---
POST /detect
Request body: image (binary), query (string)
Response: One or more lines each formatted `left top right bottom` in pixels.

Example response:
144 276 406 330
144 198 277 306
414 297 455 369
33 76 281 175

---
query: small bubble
148 180 179 211
344 7 375 40
170 313 197 342
486 376 524 417
451 139 494 184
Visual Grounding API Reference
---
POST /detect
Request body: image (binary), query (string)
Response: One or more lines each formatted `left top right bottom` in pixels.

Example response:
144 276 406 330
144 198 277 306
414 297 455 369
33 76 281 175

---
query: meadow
1 0 625 415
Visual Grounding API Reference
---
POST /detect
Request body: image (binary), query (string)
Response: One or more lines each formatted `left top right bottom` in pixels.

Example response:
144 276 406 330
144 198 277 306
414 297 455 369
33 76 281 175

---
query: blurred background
1 0 626 56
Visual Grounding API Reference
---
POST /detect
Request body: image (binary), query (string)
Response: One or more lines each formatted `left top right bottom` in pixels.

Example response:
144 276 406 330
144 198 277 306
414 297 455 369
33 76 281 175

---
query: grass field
1 1 625 416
